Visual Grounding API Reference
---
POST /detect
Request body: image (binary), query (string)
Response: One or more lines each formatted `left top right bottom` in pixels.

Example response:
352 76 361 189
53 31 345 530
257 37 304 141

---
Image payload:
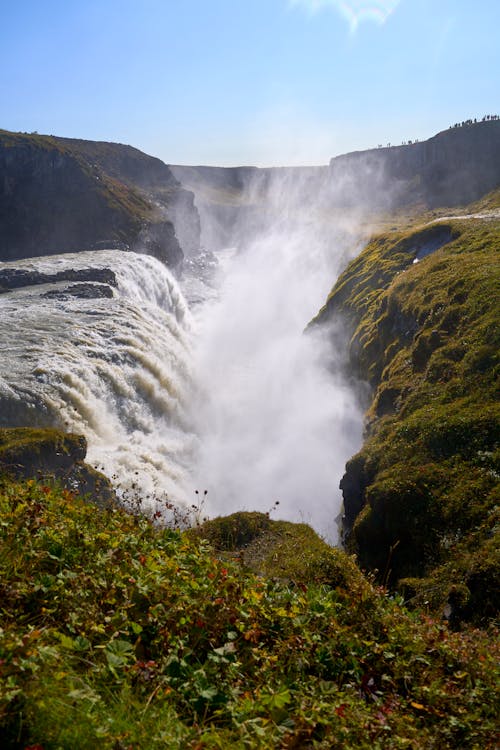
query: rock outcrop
0 427 115 508
313 207 500 624
42 283 115 300
0 266 118 292
0 130 201 267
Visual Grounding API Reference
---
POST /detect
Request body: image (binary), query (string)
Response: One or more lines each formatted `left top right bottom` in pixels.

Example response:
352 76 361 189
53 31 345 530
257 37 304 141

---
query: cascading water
1 210 365 540
188 228 364 542
0 250 197 510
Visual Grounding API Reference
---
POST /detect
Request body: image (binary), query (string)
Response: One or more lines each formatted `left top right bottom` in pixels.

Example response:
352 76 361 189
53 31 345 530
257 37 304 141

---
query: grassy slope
186 511 365 587
314 191 500 623
0 481 498 749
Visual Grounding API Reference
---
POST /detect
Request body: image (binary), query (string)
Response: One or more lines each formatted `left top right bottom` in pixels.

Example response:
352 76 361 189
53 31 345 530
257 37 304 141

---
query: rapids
0 250 199 511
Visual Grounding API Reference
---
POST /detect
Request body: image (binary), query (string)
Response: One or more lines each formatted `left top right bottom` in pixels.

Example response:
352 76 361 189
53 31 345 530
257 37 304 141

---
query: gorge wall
0 130 200 267
329 119 500 209
312 207 500 624
172 120 500 250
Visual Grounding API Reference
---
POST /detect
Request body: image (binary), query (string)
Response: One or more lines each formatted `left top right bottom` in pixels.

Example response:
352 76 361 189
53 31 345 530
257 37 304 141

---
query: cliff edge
0 130 200 266
313 194 500 625
329 120 500 209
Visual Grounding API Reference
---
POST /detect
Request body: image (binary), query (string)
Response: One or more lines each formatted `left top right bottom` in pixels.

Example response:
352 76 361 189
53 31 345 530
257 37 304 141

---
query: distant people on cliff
449 115 499 128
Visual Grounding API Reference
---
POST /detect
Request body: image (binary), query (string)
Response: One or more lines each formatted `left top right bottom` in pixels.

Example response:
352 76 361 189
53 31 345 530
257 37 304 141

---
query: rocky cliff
0 130 200 267
313 195 500 624
172 121 500 250
329 120 500 209
0 426 115 507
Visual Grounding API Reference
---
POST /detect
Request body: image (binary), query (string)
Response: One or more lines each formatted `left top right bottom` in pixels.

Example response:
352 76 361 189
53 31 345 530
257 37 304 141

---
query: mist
186 169 371 542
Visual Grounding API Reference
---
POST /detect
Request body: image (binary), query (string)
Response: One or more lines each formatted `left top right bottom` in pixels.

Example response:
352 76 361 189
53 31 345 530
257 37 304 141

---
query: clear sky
1 0 498 166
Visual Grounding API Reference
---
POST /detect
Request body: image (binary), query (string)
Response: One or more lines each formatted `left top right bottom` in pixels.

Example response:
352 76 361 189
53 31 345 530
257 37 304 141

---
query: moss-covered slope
314 195 500 623
187 511 364 588
0 427 114 507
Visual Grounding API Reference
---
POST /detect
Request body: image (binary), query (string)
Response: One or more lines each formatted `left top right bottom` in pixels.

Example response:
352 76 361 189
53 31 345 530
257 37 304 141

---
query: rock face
0 266 118 292
329 120 500 209
0 427 115 508
314 211 500 624
2 122 495 261
172 121 500 250
0 130 201 267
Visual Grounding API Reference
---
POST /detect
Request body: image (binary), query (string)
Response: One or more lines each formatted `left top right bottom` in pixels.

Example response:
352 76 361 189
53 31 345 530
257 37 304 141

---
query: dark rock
412 329 442 371
0 266 117 291
374 386 401 417
412 226 452 261
0 129 200 266
133 220 184 269
339 453 374 531
42 283 115 300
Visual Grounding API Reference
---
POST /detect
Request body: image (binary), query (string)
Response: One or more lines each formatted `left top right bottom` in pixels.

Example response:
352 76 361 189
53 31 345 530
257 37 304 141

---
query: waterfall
1 224 364 540
0 250 196 513
188 231 363 542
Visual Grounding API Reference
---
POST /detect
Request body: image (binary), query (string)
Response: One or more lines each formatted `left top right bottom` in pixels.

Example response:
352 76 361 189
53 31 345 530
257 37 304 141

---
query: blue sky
1 0 498 166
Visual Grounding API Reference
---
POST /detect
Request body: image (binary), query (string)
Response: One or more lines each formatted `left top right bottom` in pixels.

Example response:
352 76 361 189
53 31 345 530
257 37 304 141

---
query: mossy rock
0 427 86 473
187 511 367 591
316 199 500 623
0 427 114 508
186 511 272 550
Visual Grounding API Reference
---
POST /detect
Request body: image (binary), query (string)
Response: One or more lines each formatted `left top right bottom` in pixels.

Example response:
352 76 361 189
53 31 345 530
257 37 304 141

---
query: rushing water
187 233 363 540
0 235 363 540
0 250 198 509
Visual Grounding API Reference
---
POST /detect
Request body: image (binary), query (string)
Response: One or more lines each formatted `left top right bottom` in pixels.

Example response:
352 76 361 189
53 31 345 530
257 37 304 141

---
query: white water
1 225 364 540
188 230 363 541
0 251 197 511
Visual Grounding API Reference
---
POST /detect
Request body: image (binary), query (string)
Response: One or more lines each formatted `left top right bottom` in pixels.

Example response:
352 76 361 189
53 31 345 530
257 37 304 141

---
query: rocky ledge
42 283 115 300
0 266 117 293
0 427 115 508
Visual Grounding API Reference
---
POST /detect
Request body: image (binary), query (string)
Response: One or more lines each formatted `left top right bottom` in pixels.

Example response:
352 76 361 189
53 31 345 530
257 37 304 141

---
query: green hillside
314 192 500 623
0 130 193 266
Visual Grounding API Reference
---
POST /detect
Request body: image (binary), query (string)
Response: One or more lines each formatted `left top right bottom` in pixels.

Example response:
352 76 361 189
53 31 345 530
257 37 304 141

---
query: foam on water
0 250 196 510
0 234 364 540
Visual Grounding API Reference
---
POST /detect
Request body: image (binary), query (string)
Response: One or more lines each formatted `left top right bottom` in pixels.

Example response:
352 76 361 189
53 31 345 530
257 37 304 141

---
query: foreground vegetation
0 478 498 749
314 193 500 623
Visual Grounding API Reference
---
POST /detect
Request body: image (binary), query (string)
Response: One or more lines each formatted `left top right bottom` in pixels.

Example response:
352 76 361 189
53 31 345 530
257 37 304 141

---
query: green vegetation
0 427 114 510
1 478 499 749
0 428 85 470
1 145 499 744
0 129 153 228
187 511 365 588
315 192 500 623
